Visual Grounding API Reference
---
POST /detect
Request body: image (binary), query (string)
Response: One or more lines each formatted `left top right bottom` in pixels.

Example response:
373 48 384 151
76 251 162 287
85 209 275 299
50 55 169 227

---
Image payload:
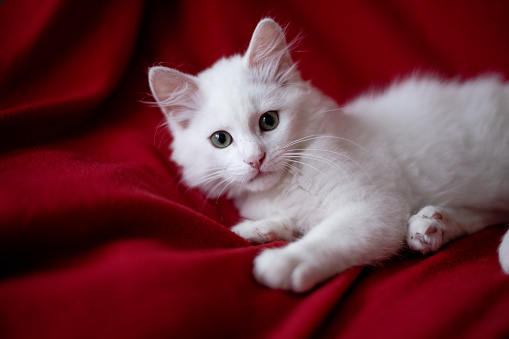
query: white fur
149 19 509 292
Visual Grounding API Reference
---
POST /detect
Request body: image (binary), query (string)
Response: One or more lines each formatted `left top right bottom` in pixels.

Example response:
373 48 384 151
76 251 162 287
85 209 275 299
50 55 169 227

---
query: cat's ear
148 66 199 129
245 18 297 84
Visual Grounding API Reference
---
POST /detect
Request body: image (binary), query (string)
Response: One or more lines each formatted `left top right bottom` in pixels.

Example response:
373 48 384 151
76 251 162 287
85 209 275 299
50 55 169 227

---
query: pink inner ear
246 19 293 74
149 66 199 129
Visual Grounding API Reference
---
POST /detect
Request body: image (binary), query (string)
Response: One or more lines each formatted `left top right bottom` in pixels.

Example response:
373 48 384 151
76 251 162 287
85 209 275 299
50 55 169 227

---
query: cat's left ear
245 18 298 83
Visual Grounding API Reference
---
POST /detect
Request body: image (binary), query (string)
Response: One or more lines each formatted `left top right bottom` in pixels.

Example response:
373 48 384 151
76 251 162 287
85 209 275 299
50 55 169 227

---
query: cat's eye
259 111 279 131
210 131 233 148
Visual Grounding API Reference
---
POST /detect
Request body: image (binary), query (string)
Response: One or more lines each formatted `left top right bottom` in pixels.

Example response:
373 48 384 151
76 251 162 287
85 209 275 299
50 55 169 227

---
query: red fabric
1 1 508 338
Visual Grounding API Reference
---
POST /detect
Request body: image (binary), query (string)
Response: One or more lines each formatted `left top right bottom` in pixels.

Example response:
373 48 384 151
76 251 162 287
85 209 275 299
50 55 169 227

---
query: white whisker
315 108 344 114
153 117 172 150
181 166 226 196
205 177 231 201
286 147 373 185
215 179 236 204
281 162 318 197
284 151 354 183
283 157 325 176
279 134 367 153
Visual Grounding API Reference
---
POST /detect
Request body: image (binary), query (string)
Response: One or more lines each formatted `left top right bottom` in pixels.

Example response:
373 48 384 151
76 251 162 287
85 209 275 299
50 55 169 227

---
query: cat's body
149 19 509 292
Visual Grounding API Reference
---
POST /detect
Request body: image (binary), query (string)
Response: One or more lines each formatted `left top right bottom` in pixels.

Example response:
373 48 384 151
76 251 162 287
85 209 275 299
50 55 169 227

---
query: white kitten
149 19 509 292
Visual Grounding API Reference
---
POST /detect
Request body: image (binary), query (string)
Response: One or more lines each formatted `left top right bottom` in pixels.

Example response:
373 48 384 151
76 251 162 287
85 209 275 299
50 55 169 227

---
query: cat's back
346 75 508 129
343 75 509 154
341 75 509 207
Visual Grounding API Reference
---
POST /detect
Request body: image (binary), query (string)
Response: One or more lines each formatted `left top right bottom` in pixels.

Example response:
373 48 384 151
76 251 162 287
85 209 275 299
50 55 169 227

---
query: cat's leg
252 204 406 292
231 216 296 244
498 229 509 274
407 205 504 254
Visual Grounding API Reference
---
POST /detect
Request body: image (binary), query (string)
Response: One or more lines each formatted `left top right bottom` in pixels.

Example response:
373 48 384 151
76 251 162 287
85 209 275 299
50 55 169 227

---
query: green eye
259 111 279 131
210 131 233 148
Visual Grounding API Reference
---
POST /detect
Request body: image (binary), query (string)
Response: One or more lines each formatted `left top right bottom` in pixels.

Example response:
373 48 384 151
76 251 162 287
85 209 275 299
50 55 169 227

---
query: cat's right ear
148 66 199 129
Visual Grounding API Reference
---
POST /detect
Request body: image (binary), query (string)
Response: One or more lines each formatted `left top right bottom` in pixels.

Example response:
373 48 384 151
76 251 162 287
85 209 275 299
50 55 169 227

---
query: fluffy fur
149 19 509 292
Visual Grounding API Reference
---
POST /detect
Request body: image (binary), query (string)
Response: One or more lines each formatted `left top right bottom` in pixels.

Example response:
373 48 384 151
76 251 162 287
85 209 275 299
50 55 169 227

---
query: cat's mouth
248 170 274 183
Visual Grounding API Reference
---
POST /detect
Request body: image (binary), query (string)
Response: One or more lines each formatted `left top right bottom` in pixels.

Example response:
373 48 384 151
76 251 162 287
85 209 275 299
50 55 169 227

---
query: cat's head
149 18 324 198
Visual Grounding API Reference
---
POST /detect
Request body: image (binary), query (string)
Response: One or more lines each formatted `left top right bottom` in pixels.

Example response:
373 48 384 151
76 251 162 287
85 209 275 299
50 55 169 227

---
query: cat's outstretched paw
407 206 448 254
231 219 294 244
253 247 325 293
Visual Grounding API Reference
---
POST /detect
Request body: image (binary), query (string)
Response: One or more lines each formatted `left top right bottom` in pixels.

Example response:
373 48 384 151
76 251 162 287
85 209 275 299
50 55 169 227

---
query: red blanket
1 1 508 338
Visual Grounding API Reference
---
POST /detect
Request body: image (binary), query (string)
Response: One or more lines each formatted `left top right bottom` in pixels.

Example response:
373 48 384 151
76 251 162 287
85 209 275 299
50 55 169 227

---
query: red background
1 1 508 338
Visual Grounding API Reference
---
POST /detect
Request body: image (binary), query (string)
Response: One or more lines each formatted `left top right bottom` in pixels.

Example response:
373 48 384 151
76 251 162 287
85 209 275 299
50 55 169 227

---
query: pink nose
247 153 266 170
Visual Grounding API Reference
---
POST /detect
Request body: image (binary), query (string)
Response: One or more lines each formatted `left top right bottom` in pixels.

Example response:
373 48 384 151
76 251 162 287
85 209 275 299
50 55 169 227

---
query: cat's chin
244 170 282 193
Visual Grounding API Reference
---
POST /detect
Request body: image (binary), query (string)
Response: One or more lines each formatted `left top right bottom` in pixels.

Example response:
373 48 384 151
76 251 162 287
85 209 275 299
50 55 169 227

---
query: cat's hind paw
407 206 447 254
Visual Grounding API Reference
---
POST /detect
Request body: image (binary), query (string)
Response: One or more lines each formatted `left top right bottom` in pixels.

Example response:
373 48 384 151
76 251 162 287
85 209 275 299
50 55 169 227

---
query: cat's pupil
218 133 226 143
263 114 274 126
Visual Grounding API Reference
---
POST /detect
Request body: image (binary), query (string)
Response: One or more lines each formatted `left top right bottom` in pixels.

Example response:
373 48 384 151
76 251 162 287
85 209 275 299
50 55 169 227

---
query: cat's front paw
407 206 447 254
253 247 326 293
231 220 278 244
231 218 294 244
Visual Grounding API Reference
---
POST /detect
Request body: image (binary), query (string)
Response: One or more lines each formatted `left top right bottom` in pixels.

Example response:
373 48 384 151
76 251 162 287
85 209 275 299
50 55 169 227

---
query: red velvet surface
1 1 509 338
